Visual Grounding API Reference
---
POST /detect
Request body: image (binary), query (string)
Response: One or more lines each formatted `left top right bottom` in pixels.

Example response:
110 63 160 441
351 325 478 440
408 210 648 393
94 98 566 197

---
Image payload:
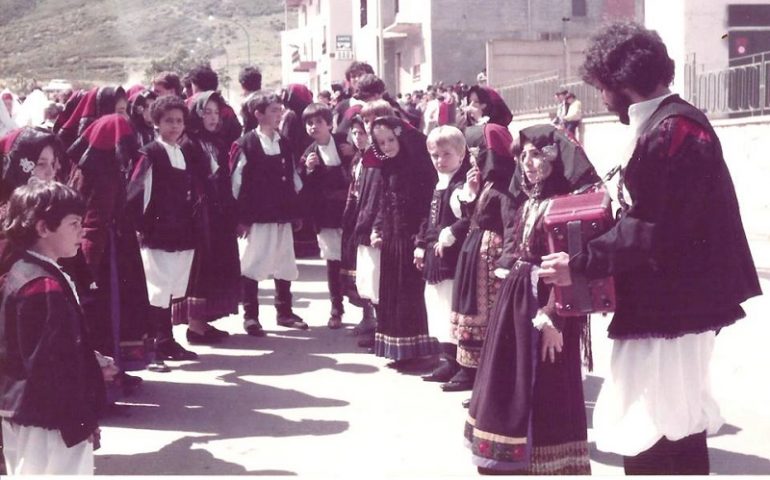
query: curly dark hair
188 64 219 91
301 102 333 126
150 95 187 124
580 22 675 96
239 66 262 92
152 71 183 96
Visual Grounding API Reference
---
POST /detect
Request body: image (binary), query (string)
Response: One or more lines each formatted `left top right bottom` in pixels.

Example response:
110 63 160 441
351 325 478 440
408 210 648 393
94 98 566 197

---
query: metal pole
561 17 570 82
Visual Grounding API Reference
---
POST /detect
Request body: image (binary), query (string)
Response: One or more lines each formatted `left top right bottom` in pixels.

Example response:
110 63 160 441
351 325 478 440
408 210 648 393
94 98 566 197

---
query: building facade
281 0 354 95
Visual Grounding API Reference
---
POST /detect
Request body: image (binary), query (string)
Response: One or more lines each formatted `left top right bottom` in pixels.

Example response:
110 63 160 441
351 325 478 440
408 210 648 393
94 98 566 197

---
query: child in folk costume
444 124 517 392
0 181 105 475
231 92 307 336
415 126 471 383
465 125 597 475
298 103 355 329
128 96 204 362
349 101 396 348
369 116 440 365
339 116 378 337
171 91 241 344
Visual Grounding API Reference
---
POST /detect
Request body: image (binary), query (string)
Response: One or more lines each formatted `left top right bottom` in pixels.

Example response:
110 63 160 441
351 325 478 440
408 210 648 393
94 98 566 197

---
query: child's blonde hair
426 125 466 155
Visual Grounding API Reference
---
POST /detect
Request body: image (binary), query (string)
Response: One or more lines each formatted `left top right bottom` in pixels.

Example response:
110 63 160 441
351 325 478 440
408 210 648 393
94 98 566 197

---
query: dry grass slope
0 0 287 88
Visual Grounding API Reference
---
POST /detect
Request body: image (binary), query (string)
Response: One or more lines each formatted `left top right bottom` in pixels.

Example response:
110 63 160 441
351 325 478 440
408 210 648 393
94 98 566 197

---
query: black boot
241 277 265 336
440 366 476 392
327 260 344 329
352 301 377 335
150 306 198 361
422 343 460 382
275 279 308 329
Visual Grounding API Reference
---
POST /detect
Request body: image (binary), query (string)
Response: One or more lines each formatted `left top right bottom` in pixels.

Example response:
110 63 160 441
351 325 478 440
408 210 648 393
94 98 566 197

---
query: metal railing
684 51 770 118
496 50 770 120
495 71 607 118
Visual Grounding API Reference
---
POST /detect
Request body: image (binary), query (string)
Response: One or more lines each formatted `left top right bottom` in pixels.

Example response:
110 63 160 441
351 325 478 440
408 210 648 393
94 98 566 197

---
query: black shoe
276 312 309 330
186 328 222 345
422 358 460 383
147 359 171 373
462 398 471 409
440 368 475 392
243 318 266 337
157 340 198 361
206 325 230 339
352 316 376 336
117 372 143 395
327 313 343 329
357 332 375 348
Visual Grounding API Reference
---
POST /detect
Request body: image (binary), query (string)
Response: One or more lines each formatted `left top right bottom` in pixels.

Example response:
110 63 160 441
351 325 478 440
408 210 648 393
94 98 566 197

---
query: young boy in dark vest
0 181 105 474
230 92 306 336
128 95 202 362
299 103 356 329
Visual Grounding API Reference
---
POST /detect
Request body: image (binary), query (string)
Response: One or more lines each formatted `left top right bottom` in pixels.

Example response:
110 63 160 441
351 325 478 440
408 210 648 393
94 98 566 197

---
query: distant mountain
0 0 288 91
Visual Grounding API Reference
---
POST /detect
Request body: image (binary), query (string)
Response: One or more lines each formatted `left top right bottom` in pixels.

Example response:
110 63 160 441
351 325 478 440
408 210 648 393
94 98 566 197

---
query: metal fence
496 72 607 118
496 50 770 120
684 51 770 118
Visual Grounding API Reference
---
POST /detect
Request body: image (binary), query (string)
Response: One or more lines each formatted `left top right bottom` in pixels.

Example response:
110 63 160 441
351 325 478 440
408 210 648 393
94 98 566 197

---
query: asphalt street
94 250 770 477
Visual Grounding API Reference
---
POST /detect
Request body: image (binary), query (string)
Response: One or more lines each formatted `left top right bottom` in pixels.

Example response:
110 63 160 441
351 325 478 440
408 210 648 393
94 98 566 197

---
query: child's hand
434 243 444 258
101 363 120 382
292 219 304 232
541 325 564 363
413 248 425 271
370 231 382 249
467 166 481 196
305 152 320 172
236 223 250 239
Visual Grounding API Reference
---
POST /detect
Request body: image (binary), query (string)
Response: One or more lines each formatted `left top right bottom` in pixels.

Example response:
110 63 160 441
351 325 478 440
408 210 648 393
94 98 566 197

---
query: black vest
302 134 353 230
139 141 197 251
235 131 299 224
422 172 467 284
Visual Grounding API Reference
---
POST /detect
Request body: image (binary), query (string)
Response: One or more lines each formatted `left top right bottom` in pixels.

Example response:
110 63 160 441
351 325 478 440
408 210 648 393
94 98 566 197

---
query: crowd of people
0 21 761 476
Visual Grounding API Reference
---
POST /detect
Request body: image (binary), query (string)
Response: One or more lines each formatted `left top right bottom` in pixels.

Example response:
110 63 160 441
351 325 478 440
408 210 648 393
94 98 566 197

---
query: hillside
0 0 288 91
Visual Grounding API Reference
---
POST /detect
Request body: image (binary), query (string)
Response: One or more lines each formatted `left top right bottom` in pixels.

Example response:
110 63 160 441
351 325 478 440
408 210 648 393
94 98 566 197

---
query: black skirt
452 228 484 315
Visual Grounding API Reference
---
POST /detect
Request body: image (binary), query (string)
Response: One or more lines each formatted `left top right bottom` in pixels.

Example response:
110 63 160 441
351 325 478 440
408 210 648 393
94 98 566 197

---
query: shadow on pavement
96 436 297 475
709 448 770 474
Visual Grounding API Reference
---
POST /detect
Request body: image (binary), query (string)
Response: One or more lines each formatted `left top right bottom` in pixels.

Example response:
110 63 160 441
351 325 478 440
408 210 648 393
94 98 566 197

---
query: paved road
95 253 770 476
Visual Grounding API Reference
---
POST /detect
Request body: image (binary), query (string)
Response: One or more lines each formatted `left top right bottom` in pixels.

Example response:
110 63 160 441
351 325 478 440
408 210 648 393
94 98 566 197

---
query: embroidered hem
373 333 440 360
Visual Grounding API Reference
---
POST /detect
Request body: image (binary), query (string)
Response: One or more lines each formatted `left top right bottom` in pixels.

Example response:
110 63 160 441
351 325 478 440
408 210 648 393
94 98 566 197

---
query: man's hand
538 252 572 286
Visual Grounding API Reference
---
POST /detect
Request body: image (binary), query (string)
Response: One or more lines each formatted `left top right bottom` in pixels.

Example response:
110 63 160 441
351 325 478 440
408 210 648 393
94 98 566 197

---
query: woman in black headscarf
464 86 513 128
464 124 598 475
170 90 240 343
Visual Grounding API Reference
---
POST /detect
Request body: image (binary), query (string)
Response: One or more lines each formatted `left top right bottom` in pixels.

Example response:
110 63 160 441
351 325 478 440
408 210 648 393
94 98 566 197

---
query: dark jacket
136 140 200 251
0 254 105 447
299 133 354 231
570 95 761 339
415 167 469 284
232 130 300 224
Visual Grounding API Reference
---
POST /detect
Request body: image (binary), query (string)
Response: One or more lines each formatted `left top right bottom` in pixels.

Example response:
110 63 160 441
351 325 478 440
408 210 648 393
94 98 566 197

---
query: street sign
336 35 352 50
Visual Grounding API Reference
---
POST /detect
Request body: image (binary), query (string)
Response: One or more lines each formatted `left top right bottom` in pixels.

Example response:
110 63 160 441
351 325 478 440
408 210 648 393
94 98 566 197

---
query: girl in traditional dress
465 124 597 475
369 116 439 365
445 123 516 392
127 88 157 149
172 91 240 343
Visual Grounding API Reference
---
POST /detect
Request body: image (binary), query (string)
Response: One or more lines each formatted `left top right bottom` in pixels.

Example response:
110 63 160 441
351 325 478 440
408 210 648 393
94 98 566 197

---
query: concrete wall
487 38 589 87
510 112 770 244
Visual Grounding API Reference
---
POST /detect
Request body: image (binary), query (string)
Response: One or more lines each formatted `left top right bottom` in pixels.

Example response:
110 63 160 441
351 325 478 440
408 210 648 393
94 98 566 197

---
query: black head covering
187 90 225 139
0 127 63 202
467 85 513 127
369 115 428 162
509 124 599 199
464 123 515 184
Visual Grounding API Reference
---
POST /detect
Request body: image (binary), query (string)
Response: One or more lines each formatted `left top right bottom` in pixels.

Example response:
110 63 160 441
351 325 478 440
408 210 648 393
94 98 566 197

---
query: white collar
628 92 676 137
436 169 459 189
27 249 59 268
158 137 181 150
256 126 280 143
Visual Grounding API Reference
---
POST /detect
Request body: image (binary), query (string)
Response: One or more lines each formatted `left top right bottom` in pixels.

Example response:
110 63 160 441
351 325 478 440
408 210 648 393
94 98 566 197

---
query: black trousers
242 276 294 318
327 260 344 314
623 431 709 475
